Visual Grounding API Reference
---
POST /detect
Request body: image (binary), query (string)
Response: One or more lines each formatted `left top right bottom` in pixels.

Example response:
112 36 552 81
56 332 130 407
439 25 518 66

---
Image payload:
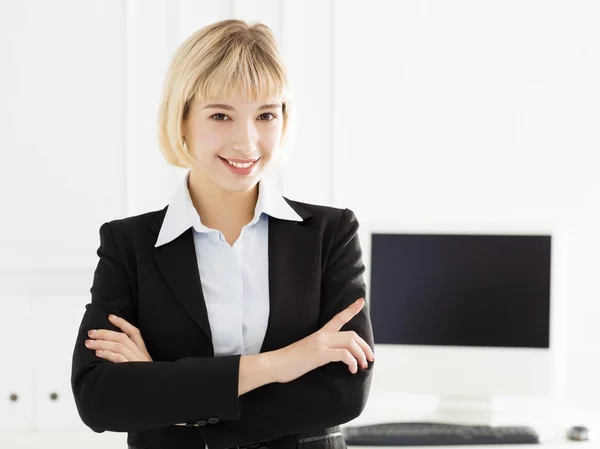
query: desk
349 443 595 449
1 396 598 449
343 393 600 449
0 431 125 449
344 428 596 448
0 430 596 449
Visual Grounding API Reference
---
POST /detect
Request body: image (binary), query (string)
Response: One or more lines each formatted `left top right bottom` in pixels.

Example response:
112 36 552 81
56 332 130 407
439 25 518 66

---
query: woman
71 19 375 449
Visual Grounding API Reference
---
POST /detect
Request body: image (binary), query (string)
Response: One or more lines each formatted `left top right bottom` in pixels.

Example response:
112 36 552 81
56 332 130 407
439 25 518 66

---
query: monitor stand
424 395 495 426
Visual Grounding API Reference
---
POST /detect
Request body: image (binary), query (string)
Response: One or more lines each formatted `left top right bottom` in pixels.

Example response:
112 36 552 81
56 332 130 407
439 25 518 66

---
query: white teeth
227 160 254 168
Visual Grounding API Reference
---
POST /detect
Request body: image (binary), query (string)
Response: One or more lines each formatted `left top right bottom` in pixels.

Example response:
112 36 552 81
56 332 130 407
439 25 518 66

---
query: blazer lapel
150 201 319 355
151 209 213 351
260 203 320 353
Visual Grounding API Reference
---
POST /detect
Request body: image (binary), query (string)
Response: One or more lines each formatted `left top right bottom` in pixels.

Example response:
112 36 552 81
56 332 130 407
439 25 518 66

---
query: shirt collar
155 170 302 248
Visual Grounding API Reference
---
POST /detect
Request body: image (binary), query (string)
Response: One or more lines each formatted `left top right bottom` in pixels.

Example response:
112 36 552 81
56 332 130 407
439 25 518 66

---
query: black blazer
71 198 374 449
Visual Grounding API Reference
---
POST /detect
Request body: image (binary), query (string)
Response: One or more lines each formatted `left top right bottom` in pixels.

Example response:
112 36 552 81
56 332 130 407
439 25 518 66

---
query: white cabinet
0 297 34 431
0 296 91 432
31 296 90 431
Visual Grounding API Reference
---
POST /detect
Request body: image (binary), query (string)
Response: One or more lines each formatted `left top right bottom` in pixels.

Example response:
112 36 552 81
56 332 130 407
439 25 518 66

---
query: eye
210 112 276 122
211 113 229 121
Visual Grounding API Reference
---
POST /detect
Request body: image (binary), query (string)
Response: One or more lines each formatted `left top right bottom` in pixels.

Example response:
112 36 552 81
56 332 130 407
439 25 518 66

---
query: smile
225 159 256 168
219 157 260 175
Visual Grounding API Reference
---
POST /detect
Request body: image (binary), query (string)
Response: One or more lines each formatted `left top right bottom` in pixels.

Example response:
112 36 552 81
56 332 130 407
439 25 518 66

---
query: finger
321 298 364 333
88 329 141 358
95 349 128 363
108 315 147 349
328 348 358 374
327 333 368 369
343 330 375 362
349 338 368 370
86 339 137 361
88 329 127 343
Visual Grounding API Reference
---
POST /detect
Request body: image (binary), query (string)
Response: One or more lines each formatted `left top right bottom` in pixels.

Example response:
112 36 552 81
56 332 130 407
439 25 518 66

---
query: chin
217 176 261 193
215 158 269 193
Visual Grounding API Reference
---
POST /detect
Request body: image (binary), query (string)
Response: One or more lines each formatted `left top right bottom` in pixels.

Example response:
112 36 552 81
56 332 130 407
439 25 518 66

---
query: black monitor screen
369 233 551 348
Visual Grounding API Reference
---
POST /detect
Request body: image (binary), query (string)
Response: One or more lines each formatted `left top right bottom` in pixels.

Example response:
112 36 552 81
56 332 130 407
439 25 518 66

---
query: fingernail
355 298 363 304
109 314 117 319
88 330 96 336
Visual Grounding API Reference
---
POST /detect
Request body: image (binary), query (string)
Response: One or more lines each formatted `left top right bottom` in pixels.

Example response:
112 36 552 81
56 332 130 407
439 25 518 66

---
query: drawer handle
9 393 18 402
50 392 59 401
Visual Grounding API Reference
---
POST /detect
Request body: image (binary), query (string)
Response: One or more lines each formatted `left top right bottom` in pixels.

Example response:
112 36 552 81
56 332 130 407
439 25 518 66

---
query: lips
219 156 260 175
220 157 259 167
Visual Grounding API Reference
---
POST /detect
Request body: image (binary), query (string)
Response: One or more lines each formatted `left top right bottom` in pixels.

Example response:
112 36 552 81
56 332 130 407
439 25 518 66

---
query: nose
231 120 259 155
232 146 252 155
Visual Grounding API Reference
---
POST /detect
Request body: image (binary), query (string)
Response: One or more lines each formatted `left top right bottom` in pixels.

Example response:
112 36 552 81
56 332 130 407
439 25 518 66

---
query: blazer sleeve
71 222 242 432
200 208 375 449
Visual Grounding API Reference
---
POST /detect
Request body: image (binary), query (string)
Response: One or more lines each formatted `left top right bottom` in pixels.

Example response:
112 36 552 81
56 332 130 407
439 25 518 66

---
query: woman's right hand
269 298 375 384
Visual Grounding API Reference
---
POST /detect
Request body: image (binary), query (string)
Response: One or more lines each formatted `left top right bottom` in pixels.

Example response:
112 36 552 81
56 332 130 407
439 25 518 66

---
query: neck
187 169 258 232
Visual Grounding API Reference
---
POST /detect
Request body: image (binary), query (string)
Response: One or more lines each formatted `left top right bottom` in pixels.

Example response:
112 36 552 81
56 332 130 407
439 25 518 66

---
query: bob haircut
157 19 294 169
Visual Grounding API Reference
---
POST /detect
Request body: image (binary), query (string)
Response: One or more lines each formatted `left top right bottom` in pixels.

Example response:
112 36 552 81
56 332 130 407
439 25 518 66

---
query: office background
1 0 599 446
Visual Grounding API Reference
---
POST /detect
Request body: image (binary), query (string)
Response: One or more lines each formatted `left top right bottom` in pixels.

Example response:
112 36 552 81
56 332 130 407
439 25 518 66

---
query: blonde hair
158 19 294 168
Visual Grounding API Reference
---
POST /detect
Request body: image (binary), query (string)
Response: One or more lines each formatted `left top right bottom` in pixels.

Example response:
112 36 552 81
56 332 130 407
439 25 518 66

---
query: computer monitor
359 221 568 423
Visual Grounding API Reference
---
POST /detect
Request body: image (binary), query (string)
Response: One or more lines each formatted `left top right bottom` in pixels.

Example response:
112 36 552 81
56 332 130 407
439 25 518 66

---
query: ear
180 122 188 145
180 118 187 136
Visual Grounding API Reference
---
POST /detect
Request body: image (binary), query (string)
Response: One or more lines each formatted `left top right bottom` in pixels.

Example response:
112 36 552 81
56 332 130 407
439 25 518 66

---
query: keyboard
342 422 540 446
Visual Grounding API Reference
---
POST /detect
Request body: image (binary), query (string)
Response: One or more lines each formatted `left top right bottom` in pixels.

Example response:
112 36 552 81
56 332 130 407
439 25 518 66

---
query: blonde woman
71 19 374 449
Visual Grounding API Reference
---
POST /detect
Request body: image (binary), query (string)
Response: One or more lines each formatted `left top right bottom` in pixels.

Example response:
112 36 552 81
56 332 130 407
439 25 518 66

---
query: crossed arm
71 209 374 448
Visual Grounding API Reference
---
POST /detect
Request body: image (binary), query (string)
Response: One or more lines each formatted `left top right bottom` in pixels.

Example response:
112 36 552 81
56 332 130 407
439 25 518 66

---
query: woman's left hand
85 314 153 363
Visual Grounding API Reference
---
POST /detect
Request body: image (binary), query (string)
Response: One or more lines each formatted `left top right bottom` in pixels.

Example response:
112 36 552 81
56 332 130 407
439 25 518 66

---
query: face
182 91 284 193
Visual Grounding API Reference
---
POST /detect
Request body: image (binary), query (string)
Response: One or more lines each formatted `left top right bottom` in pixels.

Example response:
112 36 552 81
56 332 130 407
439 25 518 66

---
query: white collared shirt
155 170 302 356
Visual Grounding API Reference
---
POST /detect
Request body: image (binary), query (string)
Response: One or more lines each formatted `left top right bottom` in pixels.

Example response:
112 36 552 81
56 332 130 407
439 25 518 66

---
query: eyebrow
202 103 282 111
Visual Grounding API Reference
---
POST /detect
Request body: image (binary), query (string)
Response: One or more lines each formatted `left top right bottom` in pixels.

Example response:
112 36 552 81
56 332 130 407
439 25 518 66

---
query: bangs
195 41 287 103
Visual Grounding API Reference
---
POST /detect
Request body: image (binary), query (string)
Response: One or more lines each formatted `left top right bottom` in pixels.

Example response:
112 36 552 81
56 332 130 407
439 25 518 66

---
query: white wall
1 0 599 437
331 0 600 408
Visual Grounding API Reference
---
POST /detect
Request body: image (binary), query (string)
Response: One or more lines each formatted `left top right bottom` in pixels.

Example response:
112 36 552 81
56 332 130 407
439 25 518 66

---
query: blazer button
208 417 219 424
195 420 208 426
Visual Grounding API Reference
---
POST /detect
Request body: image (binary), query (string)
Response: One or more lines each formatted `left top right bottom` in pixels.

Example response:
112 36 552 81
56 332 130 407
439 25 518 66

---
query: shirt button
208 417 219 424
195 420 208 426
